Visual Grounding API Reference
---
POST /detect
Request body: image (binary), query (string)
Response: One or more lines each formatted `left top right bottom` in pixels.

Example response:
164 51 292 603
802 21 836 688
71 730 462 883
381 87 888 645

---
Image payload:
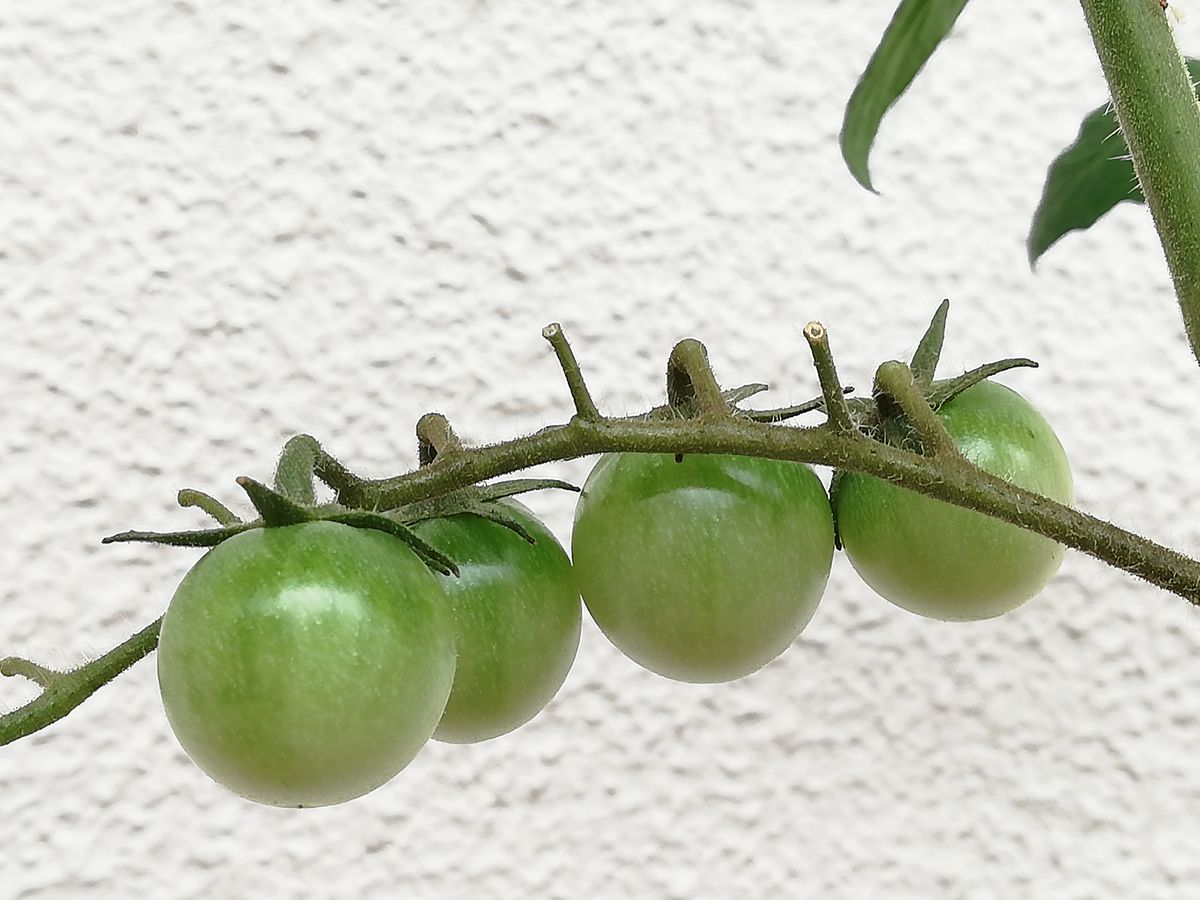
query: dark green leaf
1028 59 1200 264
841 0 970 192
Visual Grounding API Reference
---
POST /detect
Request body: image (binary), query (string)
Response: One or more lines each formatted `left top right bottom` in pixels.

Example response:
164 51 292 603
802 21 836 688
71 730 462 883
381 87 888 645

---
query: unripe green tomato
571 453 835 683
157 522 457 808
411 501 581 744
835 380 1073 621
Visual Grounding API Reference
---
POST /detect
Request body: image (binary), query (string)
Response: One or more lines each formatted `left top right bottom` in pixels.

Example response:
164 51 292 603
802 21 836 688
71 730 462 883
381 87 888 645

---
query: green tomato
835 380 1073 621
157 521 456 808
411 501 581 744
571 453 835 683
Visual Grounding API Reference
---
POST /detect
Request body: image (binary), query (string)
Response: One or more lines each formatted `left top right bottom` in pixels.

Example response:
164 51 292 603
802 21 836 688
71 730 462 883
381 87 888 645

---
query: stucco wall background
5 1 1200 897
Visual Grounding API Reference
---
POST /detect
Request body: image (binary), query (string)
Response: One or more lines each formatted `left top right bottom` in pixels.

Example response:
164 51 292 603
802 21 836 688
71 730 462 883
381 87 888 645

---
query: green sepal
236 477 314 527
323 511 460 577
475 478 580 502
909 299 950 387
743 387 856 424
101 524 254 548
926 358 1038 409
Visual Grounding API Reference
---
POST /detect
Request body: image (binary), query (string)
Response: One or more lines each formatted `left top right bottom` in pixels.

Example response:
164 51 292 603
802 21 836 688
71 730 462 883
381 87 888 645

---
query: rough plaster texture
4 1 1200 897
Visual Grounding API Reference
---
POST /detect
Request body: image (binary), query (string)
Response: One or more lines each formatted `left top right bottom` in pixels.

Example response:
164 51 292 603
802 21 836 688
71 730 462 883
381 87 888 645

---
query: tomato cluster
155 375 1071 807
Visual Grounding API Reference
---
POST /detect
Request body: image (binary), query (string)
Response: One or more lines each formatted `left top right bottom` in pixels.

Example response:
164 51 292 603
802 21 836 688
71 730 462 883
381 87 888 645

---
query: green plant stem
416 413 463 466
0 618 161 746
803 322 857 432
323 413 1200 603
666 339 729 417
9 402 1200 749
13 314 1200 749
542 323 600 420
873 361 962 459
1079 0 1200 364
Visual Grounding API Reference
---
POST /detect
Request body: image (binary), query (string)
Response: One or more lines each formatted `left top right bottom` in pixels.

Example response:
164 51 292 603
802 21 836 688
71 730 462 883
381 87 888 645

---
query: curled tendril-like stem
176 489 241 526
274 435 321 505
873 361 963 460
666 339 731 418
417 413 464 467
8 308 1200 748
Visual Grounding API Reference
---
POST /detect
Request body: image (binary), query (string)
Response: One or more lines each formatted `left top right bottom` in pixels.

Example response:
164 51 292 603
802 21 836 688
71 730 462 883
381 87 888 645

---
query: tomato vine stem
417 413 464 466
542 323 600 421
803 322 856 432
666 339 730 419
0 618 162 747
873 361 963 460
8 319 1200 748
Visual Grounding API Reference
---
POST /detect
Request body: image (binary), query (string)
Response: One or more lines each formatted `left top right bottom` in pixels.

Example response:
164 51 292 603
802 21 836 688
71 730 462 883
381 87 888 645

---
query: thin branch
542 323 601 420
0 618 162 747
802 322 856 432
176 489 241 526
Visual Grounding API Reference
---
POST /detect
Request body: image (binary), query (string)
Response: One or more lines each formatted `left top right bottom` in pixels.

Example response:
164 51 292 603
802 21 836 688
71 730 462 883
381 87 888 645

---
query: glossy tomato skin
835 380 1073 622
411 500 581 744
157 521 456 808
571 453 835 683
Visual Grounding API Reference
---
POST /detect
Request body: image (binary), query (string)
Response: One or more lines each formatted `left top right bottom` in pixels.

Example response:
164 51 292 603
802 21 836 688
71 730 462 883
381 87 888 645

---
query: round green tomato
411 501 581 744
157 521 456 808
835 380 1073 621
571 453 835 683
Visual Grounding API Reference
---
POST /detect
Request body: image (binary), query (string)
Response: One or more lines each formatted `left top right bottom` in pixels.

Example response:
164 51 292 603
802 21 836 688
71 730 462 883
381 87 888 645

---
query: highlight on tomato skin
410 499 582 744
570 452 836 684
156 521 458 808
834 380 1074 622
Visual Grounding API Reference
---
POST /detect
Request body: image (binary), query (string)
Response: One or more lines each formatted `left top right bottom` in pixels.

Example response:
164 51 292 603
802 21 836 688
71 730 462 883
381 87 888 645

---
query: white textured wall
4 2 1200 897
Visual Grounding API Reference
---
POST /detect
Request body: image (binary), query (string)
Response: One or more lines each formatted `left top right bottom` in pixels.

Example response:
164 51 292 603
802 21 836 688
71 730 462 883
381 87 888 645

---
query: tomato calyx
846 302 1043 441
826 301 1046 549
102 447 578 578
400 479 580 545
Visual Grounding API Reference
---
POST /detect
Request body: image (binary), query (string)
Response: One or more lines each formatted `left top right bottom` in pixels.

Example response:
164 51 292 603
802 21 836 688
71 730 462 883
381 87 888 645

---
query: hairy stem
1079 0 1200 364
324 414 1200 603
542 323 600 420
416 413 463 466
0 618 161 746
873 361 962 459
10 318 1200 747
803 322 856 432
666 339 730 418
